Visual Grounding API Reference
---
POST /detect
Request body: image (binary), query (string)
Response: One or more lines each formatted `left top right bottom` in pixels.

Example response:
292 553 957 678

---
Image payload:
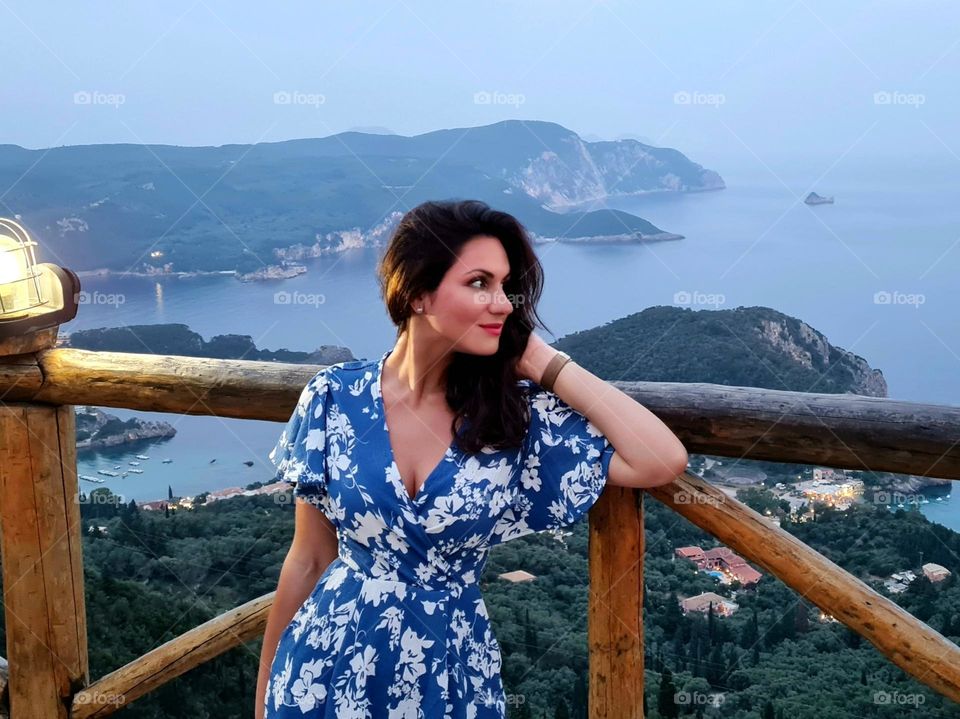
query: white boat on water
128 468 144 474
80 474 105 483
136 454 150 460
97 470 119 477
162 458 173 463
129 461 141 466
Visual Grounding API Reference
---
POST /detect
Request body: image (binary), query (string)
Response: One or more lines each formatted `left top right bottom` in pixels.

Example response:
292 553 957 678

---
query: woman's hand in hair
516 332 560 385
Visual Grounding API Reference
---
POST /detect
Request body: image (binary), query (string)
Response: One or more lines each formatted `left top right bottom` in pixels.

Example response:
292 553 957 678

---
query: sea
66 155 960 530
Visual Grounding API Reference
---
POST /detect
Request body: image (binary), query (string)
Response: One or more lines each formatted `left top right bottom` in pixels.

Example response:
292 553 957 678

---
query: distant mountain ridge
0 120 722 275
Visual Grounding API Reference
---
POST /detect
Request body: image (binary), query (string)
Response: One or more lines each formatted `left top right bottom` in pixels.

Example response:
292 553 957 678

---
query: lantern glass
0 222 46 318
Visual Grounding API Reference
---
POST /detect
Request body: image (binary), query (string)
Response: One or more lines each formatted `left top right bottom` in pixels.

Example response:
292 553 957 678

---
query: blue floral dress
265 349 614 718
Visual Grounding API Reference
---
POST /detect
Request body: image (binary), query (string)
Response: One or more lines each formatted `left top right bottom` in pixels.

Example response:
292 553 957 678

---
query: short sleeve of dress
492 383 615 544
268 368 331 508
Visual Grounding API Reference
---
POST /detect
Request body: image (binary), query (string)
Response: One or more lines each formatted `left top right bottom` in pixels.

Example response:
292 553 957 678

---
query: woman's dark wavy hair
377 199 549 454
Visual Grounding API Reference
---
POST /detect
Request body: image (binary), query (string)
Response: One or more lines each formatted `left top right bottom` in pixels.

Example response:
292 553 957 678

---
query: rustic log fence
0 347 958 717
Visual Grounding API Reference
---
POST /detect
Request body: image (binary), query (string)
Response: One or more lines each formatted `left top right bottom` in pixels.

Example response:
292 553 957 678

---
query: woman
256 199 687 718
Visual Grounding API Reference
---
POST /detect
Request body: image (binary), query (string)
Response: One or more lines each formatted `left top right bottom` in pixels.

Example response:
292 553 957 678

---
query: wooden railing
1 347 959 717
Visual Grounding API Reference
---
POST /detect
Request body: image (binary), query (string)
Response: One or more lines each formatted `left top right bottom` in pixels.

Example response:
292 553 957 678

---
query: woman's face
416 235 515 355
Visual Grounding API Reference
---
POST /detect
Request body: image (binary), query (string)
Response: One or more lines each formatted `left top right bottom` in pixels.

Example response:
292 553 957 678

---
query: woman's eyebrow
464 268 511 278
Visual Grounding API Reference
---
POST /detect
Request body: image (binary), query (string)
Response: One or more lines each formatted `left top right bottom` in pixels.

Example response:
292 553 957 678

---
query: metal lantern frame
0 217 80 341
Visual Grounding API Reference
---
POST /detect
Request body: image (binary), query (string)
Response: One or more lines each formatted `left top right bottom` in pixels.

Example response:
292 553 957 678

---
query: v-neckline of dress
375 349 460 507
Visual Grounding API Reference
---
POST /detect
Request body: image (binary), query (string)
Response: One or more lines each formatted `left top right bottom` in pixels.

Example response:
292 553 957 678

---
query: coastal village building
497 570 537 583
883 570 918 594
675 545 763 587
922 563 952 583
795 477 864 510
137 480 290 510
680 592 739 616
139 500 169 511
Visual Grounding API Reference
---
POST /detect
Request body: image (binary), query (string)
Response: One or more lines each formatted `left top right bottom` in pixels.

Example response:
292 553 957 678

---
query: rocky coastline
75 406 176 451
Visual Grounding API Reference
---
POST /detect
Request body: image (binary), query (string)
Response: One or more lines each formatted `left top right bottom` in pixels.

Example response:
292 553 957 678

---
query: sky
2 1 959 167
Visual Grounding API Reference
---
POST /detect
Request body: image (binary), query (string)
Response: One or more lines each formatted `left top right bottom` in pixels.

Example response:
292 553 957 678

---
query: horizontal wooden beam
1 348 957 479
71 591 272 718
647 472 960 704
1 348 325 422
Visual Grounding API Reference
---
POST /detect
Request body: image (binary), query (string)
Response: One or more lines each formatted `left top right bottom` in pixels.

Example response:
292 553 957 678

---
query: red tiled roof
702 547 735 559
729 565 762 585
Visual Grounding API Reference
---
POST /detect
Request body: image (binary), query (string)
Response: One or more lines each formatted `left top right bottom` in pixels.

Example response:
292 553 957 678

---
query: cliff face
756 318 887 397
273 211 403 260
506 133 725 210
75 406 176 450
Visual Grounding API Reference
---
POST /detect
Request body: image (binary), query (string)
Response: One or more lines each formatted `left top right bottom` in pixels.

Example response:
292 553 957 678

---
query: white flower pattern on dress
265 350 614 717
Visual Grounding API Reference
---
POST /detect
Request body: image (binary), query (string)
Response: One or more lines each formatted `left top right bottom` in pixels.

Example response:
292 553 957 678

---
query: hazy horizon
3 1 959 171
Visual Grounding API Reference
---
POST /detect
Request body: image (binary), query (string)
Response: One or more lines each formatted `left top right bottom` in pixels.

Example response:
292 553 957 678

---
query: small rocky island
805 191 834 205
75 406 176 451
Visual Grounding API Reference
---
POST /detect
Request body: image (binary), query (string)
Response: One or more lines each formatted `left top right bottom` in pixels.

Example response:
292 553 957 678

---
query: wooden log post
589 487 644 718
0 401 88 718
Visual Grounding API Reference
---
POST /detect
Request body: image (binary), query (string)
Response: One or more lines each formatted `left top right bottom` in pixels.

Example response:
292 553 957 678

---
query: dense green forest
1 486 956 717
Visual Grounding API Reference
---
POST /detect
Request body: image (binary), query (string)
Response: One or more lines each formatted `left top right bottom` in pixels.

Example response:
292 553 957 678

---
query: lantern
0 218 80 353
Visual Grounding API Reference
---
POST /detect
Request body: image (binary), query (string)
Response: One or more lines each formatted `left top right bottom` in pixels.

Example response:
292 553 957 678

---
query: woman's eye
470 276 510 289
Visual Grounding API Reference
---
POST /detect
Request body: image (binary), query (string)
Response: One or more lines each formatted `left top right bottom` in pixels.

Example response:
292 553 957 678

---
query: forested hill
64 323 354 365
0 120 721 274
553 305 887 396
